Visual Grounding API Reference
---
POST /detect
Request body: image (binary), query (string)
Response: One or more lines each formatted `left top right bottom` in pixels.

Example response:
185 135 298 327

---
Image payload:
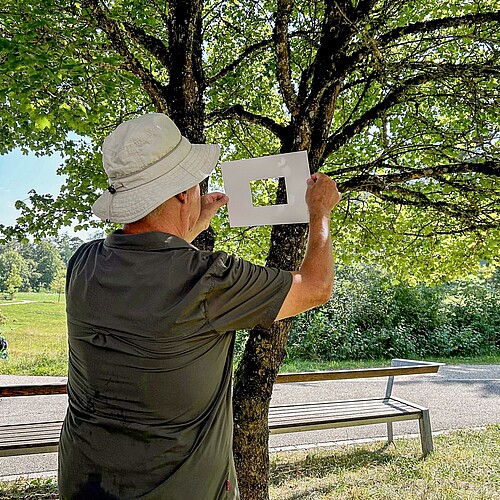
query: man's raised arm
275 173 341 321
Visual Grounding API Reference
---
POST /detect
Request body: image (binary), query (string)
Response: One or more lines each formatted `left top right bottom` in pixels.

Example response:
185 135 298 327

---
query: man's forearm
299 211 334 301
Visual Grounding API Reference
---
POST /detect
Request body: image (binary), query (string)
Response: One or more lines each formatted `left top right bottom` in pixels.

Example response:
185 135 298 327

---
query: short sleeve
204 252 293 333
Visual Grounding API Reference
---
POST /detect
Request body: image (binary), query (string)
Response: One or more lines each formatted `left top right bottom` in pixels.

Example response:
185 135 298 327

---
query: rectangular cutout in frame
221 151 310 227
250 177 287 207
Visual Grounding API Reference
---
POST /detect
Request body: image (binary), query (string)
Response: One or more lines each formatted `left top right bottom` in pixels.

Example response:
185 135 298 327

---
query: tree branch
378 10 500 47
325 73 431 156
337 10 500 85
303 0 379 111
374 186 498 228
325 61 499 158
274 0 299 116
82 0 168 113
122 22 170 69
336 160 500 193
207 104 288 141
207 38 272 85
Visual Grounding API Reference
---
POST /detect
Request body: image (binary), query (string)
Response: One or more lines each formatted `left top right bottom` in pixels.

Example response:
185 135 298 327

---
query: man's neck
122 212 187 239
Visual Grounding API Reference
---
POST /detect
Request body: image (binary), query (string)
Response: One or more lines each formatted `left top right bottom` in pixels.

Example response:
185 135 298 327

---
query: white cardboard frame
221 151 310 227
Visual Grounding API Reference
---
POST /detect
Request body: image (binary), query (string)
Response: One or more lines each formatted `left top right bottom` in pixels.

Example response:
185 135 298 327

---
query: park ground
0 293 499 498
0 426 499 499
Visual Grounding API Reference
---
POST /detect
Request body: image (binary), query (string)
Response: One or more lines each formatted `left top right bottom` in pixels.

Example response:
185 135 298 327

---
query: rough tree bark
231 2 359 497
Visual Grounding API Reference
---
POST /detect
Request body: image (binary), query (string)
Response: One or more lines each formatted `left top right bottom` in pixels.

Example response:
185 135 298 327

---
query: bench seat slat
269 399 420 416
1 436 61 448
269 413 424 434
0 420 62 457
268 397 426 435
0 422 62 445
269 406 421 422
269 399 421 420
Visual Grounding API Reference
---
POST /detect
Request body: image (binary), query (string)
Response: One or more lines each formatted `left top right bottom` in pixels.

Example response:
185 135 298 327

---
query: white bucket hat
92 113 220 223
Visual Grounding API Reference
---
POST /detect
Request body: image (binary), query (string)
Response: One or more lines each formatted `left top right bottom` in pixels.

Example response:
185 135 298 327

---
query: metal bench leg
419 409 433 457
387 422 394 444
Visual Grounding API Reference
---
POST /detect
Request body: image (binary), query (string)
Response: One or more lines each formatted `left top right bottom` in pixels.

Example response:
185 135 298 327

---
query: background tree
1 1 499 497
4 263 22 300
31 241 66 291
0 242 65 291
52 233 84 265
50 266 66 302
0 249 34 292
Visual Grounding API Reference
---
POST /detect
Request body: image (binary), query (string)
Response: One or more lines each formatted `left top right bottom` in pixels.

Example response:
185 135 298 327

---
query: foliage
0 249 35 292
1 291 497 377
286 264 500 361
50 267 66 301
30 241 66 290
0 0 498 280
0 240 66 291
0 478 59 499
4 262 22 299
53 233 85 264
1 2 499 497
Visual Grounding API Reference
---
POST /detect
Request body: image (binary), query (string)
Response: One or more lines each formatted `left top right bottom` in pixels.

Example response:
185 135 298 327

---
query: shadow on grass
270 444 397 487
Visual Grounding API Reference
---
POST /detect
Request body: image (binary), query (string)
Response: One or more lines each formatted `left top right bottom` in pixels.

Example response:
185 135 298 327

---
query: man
58 113 341 499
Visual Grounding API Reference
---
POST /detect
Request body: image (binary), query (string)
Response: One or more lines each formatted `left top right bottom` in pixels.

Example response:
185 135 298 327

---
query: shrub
285 265 500 362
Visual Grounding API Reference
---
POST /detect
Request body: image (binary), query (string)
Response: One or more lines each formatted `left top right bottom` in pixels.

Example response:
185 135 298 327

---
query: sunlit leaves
0 0 498 281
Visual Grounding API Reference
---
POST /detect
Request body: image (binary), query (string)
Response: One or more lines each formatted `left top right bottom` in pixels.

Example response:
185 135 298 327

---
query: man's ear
176 191 188 203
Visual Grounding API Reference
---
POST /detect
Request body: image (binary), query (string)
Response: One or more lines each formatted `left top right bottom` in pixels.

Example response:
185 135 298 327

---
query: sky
0 148 66 228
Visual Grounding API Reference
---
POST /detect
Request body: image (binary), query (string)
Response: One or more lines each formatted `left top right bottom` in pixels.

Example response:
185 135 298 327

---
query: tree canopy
0 239 67 292
0 0 498 281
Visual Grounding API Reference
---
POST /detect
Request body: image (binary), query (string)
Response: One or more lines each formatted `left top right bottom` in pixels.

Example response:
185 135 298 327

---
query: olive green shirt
58 231 292 499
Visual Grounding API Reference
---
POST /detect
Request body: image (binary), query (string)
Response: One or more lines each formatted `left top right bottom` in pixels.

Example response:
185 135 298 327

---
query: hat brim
92 143 221 224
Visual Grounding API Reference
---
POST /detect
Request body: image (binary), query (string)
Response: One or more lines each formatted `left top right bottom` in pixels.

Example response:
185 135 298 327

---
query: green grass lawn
0 426 498 499
269 425 500 499
1 293 499 377
0 293 67 376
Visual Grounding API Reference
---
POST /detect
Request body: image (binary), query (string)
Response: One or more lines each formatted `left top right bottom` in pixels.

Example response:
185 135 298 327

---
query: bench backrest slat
1 361 441 396
275 364 440 384
0 384 67 397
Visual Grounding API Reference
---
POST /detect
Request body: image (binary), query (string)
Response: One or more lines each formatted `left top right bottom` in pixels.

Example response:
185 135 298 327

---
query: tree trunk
233 222 308 499
164 0 214 253
165 0 206 143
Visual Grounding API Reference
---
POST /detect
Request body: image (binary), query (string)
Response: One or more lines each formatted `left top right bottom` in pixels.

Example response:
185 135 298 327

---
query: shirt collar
104 230 198 251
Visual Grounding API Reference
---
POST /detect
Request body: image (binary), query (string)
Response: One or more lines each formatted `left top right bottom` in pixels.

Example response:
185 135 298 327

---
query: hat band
108 136 192 192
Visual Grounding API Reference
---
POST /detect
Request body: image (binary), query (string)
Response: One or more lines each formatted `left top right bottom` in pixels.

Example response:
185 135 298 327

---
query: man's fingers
202 192 229 205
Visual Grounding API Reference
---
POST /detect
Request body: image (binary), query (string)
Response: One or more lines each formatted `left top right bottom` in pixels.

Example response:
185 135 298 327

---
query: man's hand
186 192 228 243
197 192 229 231
305 173 342 216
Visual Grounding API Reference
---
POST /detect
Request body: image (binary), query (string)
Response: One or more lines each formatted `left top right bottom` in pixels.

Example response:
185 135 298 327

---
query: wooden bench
0 383 67 457
0 359 441 457
270 358 442 456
